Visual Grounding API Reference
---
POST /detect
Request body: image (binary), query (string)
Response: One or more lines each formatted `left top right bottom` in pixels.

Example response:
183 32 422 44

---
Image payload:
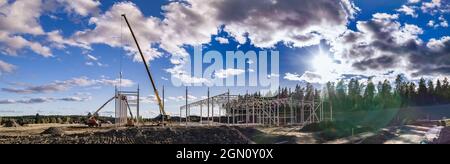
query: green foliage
63 117 71 124
35 113 41 124
325 76 450 114
57 118 63 124
50 117 57 123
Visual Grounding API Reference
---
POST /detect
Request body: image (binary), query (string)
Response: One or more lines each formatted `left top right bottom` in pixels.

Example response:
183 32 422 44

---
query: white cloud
174 73 210 84
441 20 449 27
0 96 91 104
215 37 229 44
0 0 101 57
82 52 105 67
0 0 51 57
0 60 16 75
439 15 449 27
397 5 418 18
426 15 449 28
421 0 450 14
215 69 245 79
409 0 421 4
325 11 450 82
0 0 44 35
167 95 197 102
47 30 90 50
284 73 303 81
72 2 163 63
218 0 359 48
53 0 101 16
86 54 98 61
284 71 340 84
0 31 52 57
372 13 399 20
61 0 359 83
70 0 358 85
394 24 424 44
140 95 158 104
428 20 437 27
58 96 92 102
165 64 210 84
427 36 450 50
268 73 280 78
2 77 135 94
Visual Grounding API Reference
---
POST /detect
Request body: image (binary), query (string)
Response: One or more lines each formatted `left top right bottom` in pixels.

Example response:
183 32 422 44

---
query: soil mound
41 127 65 136
4 120 20 128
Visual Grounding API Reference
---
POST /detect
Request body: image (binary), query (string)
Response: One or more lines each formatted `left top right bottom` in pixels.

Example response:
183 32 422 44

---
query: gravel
0 126 253 144
3 120 20 128
41 127 66 136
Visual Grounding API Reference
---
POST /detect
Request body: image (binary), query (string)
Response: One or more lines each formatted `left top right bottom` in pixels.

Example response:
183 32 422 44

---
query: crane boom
121 14 166 117
90 96 116 119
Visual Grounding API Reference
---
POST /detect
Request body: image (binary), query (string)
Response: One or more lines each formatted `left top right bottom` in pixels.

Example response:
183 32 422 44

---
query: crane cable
119 15 124 91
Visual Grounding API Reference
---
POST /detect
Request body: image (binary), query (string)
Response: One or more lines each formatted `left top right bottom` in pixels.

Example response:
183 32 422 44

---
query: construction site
0 85 334 144
0 14 328 144
2 13 450 145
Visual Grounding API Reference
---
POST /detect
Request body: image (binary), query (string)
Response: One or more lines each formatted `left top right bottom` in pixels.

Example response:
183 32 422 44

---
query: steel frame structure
180 88 332 127
115 87 140 126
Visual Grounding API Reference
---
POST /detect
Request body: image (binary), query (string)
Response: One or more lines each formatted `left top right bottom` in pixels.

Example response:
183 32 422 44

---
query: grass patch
301 109 399 141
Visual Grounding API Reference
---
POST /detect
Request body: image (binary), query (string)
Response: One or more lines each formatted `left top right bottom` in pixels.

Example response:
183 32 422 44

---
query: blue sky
0 0 449 117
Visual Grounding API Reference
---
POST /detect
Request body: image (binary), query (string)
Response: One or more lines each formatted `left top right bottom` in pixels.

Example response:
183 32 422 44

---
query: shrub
63 117 71 124
50 117 57 124
57 118 63 124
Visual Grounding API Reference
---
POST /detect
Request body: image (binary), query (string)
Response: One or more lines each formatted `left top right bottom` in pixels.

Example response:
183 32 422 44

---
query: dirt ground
0 124 255 144
0 123 322 144
0 124 116 137
324 121 445 144
2 123 447 144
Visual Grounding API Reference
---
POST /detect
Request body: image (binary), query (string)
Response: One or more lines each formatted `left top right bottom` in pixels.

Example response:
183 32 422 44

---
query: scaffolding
180 88 333 127
115 87 140 126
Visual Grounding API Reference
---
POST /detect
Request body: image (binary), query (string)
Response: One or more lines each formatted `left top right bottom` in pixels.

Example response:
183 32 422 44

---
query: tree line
0 114 114 126
252 75 450 112
325 75 450 112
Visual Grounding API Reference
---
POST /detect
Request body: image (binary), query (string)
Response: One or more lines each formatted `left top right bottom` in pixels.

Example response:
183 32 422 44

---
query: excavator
86 96 114 127
86 96 136 127
122 14 170 125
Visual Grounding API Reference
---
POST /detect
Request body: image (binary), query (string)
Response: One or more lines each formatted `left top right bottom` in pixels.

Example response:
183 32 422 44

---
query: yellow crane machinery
122 14 169 125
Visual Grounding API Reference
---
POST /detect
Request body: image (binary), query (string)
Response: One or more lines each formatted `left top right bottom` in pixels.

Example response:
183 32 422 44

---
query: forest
270 75 450 112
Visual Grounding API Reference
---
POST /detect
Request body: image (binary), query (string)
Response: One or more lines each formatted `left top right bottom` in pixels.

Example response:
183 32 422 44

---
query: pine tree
436 79 443 103
443 78 450 103
326 82 336 100
427 80 435 104
305 83 314 101
407 82 417 105
418 78 427 105
395 75 404 95
364 78 376 100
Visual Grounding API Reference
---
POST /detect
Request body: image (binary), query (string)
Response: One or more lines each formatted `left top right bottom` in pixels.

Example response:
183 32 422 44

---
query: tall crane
121 14 169 123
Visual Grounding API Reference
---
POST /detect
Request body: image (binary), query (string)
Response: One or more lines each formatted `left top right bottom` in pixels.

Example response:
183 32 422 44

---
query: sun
311 50 335 75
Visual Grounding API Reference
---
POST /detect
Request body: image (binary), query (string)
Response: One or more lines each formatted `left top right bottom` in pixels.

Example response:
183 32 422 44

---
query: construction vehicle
86 96 115 127
87 95 136 127
122 14 170 125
